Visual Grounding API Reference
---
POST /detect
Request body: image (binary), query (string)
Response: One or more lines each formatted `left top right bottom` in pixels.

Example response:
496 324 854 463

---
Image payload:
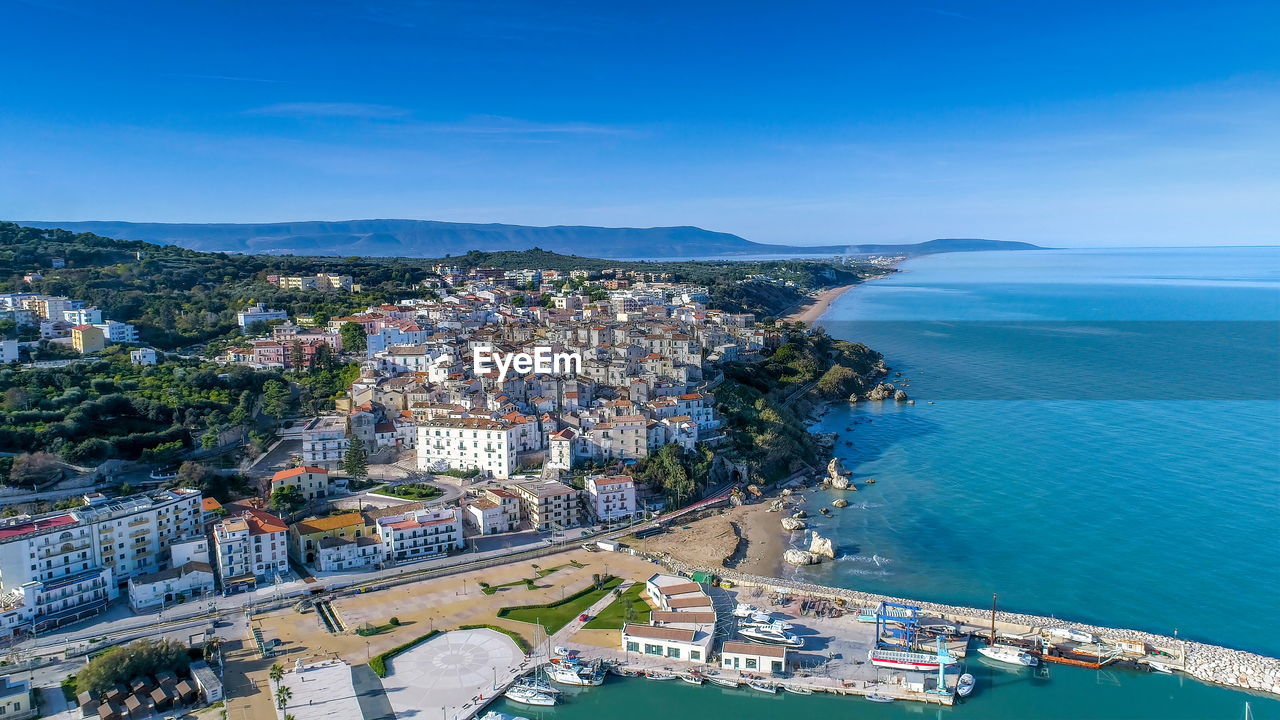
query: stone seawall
651 553 1280 697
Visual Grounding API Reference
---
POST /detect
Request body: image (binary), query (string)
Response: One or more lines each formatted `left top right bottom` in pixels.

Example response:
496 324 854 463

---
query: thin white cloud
405 115 638 137
245 102 411 119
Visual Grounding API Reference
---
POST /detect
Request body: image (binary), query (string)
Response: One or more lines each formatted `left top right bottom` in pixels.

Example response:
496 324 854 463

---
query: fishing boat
706 675 739 688
739 626 804 648
783 684 814 695
1147 661 1174 674
866 693 895 703
747 680 777 694
610 666 642 677
680 674 704 685
1047 627 1098 644
977 645 1039 667
865 477 876 484
503 686 556 707
868 648 958 671
547 659 606 686
956 673 975 697
645 671 677 680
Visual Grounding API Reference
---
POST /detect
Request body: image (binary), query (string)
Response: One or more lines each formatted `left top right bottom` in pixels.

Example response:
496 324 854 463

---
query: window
745 658 758 670
690 651 701 661
644 643 663 656
666 647 681 659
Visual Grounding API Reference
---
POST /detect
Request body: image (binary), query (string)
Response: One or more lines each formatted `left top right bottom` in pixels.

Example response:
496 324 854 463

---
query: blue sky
2 0 1278 247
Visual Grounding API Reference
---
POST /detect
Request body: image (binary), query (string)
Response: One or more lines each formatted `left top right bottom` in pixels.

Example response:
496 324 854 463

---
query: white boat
956 673 975 697
706 676 739 688
732 603 758 618
1147 661 1174 674
783 685 814 695
546 660 606 686
977 645 1039 667
868 648 958 671
747 680 777 693
645 671 677 680
739 626 804 648
679 674 704 685
741 618 794 631
866 693 895 703
503 687 556 706
510 676 559 695
1047 627 1097 644
748 611 774 624
481 713 530 720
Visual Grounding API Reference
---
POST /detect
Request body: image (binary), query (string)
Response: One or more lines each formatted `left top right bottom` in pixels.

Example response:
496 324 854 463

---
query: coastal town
0 251 1276 720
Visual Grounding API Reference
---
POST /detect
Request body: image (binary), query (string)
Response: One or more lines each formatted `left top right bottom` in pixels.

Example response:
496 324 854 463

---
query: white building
417 418 517 479
0 489 203 634
92 320 138 343
621 623 713 664
464 489 521 534
236 303 289 330
375 506 464 563
301 416 350 470
720 641 787 675
212 510 288 594
0 340 17 364
645 574 713 612
130 347 158 365
127 561 215 611
585 475 635 522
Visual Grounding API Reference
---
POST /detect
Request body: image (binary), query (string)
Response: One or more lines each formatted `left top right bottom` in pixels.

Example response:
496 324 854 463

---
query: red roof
0 513 77 540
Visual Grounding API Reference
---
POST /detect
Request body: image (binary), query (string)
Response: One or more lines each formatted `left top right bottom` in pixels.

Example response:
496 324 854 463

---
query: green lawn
497 576 622 634
583 582 651 630
374 483 442 501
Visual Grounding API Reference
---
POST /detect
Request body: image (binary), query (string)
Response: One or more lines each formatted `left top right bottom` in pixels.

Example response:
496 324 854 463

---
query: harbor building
721 641 787 675
645 574 713 612
622 623 713 664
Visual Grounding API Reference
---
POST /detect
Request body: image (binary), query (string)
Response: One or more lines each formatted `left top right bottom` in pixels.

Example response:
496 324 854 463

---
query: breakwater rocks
654 554 1280 697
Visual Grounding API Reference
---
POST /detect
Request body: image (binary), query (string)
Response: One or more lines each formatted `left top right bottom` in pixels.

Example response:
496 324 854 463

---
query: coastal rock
830 475 850 490
792 509 808 519
894 389 909 402
781 488 792 497
848 393 859 403
765 499 784 513
866 383 896 401
826 457 844 479
808 531 836 559
832 498 849 508
781 517 806 531
783 549 818 566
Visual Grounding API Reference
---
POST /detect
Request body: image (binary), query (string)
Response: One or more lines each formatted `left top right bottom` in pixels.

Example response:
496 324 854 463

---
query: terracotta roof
622 623 697 642
242 509 286 535
201 498 223 512
272 466 328 482
293 512 365 535
722 641 786 658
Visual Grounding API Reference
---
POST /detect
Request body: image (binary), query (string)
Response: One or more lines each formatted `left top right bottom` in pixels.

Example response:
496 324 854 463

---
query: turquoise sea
491 247 1280 720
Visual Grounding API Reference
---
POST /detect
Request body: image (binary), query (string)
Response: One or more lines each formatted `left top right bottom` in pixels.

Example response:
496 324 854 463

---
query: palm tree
275 685 292 710
269 663 284 687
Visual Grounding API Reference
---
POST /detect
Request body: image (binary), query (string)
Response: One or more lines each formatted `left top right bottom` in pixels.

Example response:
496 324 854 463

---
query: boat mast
990 593 998 645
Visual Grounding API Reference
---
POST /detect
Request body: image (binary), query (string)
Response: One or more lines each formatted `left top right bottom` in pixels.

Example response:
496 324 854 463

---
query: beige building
512 480 581 532
71 324 105 353
270 466 331 501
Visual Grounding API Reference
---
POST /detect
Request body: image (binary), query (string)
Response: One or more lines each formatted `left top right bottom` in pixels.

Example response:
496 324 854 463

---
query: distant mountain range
15 219 1044 259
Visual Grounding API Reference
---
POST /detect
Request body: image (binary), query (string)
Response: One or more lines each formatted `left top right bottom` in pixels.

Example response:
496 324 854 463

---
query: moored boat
1147 661 1174 674
732 603 758 618
783 684 814 695
547 659 606 686
504 687 556 706
706 676 739 688
977 645 1039 667
956 673 975 697
679 673 704 685
645 671 677 680
747 680 777 693
866 693 895 703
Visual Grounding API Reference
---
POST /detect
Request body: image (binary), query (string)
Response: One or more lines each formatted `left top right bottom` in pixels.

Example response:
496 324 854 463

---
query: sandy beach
628 493 793 577
784 283 856 324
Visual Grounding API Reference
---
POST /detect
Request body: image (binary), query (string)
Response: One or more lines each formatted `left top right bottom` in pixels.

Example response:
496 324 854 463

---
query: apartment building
512 481 582 532
375 507 463 563
126 562 215 612
236 303 289 330
0 489 203 633
212 510 288 594
301 416 350 470
288 513 381 571
585 475 636 522
464 488 521 534
71 324 104 353
416 417 517 479
93 320 138 344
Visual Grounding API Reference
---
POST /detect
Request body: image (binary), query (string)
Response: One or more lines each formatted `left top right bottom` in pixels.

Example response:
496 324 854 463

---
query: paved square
382 628 526 719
